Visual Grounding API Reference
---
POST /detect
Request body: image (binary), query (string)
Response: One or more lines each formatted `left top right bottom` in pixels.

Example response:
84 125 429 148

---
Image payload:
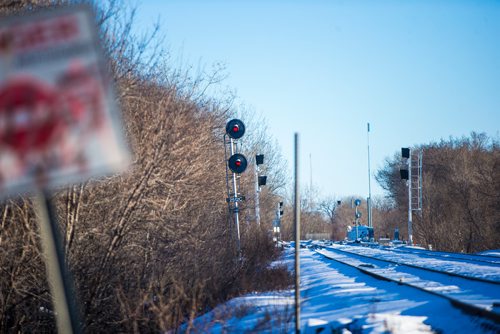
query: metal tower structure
403 148 423 245
411 150 423 213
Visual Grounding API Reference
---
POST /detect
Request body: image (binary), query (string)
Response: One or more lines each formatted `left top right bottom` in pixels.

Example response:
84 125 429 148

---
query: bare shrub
0 1 290 332
375 133 500 252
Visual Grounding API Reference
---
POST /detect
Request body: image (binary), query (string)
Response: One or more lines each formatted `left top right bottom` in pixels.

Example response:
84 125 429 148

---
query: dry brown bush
0 1 291 332
375 133 500 252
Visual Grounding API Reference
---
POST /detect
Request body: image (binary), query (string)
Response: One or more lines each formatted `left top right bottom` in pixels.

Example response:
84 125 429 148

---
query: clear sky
134 0 500 198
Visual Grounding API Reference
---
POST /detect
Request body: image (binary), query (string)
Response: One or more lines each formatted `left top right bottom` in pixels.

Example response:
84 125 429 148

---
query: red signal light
228 153 247 173
226 119 245 139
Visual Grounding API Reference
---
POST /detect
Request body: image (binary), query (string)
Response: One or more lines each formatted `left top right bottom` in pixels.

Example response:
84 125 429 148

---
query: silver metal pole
367 122 372 229
230 138 241 251
294 133 301 334
254 158 261 226
355 206 359 240
309 153 312 191
408 151 413 245
35 191 82 334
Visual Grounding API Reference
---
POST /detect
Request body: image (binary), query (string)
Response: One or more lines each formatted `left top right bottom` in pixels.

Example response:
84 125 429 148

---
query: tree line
375 132 499 252
280 132 499 254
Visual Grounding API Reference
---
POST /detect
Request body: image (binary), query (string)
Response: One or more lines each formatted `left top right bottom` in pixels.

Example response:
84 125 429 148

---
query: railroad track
313 246 500 325
322 244 500 283
376 246 500 266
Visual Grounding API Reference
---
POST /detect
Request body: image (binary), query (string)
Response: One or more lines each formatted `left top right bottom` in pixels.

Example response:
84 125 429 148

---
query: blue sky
134 0 500 198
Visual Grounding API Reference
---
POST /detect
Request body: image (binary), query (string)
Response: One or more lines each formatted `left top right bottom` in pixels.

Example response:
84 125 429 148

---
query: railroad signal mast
400 147 423 245
354 199 362 240
273 201 284 242
254 154 266 226
224 119 248 253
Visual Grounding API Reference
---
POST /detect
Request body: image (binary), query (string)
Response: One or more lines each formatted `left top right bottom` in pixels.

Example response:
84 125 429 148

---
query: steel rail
325 245 500 285
313 248 500 325
378 246 500 266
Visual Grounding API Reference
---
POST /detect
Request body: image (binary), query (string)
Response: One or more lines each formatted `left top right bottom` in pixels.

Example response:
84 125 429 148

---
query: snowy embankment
185 245 500 333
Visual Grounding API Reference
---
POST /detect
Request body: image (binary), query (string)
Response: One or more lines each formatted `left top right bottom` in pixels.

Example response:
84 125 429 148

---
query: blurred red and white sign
0 5 129 198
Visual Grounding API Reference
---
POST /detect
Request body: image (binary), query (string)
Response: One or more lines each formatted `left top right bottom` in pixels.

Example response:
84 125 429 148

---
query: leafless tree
375 132 500 252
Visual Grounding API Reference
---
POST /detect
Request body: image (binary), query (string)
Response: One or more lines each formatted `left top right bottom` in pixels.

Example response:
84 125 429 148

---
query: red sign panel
0 5 129 198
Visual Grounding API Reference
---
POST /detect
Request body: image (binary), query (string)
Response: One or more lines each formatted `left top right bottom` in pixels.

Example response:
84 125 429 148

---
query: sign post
35 190 82 334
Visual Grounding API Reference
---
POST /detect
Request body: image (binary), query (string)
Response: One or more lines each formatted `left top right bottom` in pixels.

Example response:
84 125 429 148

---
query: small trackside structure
346 225 374 242
345 198 374 242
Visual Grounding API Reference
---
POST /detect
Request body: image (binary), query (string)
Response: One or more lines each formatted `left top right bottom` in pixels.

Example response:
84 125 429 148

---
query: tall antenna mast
309 153 313 191
367 122 373 229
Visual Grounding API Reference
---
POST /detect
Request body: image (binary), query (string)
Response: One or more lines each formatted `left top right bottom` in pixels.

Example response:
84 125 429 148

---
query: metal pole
309 153 312 191
254 157 261 226
294 133 301 334
408 151 413 245
224 135 233 235
367 122 372 229
230 138 241 252
355 206 359 240
35 191 82 334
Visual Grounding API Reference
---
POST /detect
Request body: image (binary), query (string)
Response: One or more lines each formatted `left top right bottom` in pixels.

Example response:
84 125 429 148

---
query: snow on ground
478 250 500 257
328 244 500 281
185 247 499 333
315 247 500 312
